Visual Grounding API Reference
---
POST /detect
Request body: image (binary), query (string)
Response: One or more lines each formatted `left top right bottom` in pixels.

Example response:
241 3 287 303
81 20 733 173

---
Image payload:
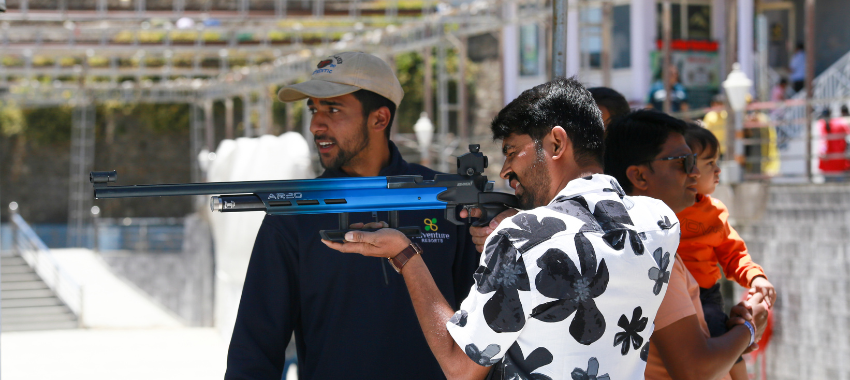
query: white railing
10 213 83 319
755 49 850 181
788 49 850 103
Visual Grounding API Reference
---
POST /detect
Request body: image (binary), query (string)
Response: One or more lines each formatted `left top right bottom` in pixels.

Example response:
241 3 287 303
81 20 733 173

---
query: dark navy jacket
225 142 480 380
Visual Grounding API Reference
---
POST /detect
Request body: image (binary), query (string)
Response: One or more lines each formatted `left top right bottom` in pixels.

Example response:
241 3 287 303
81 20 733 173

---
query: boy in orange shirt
677 123 776 379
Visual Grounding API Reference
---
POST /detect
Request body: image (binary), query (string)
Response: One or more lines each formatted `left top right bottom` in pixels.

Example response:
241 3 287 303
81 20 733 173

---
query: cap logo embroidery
333 55 343 64
317 59 333 69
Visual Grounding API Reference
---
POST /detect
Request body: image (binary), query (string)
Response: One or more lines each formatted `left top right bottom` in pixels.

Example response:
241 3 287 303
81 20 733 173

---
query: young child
676 123 776 379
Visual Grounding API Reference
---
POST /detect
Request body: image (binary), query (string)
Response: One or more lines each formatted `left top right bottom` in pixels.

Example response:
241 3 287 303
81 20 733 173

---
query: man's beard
316 121 370 170
510 149 551 210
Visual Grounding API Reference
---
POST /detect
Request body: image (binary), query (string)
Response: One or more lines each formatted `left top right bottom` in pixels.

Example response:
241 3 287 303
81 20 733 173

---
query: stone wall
736 183 850 379
99 214 214 326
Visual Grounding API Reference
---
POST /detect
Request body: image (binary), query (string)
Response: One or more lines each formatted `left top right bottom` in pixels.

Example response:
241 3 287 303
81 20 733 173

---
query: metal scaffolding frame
67 98 95 247
4 0 411 21
2 1 549 105
435 34 468 173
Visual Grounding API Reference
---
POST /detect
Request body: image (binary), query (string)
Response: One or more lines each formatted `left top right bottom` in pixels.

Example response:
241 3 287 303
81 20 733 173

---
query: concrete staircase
2 254 79 332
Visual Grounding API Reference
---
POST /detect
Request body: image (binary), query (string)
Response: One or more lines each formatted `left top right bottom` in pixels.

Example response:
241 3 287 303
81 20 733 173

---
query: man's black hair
588 87 631 122
684 122 720 158
841 105 849 117
796 42 804 51
491 76 604 167
779 78 788 86
603 110 687 193
352 89 396 138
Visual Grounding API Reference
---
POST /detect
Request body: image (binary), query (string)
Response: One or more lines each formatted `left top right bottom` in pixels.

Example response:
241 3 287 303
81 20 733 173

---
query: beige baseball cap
277 51 404 108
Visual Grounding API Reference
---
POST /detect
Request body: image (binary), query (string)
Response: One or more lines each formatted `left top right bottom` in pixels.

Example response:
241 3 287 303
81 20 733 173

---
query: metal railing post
804 0 816 183
9 203 18 255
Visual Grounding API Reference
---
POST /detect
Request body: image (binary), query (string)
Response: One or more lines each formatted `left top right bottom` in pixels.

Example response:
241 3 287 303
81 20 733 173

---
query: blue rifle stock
90 144 518 242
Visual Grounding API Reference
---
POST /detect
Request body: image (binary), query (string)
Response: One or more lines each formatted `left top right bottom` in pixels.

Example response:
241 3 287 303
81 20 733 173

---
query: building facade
503 0 850 108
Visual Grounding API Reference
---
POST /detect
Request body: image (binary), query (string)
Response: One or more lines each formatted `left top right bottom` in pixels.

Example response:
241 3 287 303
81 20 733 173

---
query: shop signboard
651 40 721 108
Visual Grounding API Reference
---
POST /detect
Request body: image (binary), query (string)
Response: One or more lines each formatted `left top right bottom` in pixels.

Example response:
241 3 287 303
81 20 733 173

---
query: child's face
694 146 721 195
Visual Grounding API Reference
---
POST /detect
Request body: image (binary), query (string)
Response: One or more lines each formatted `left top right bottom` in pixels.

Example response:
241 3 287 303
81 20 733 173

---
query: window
579 2 631 69
612 5 631 68
579 6 602 69
520 24 540 76
687 5 711 40
656 0 712 41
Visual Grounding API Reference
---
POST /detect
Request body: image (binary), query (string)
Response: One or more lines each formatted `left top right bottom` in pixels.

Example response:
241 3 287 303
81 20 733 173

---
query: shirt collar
318 140 409 178
548 174 625 205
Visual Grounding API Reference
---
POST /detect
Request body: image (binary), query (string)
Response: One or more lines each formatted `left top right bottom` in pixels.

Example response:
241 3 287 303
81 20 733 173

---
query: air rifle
90 144 518 242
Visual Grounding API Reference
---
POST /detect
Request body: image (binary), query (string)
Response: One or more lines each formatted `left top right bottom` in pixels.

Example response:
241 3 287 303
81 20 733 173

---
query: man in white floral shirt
323 77 682 380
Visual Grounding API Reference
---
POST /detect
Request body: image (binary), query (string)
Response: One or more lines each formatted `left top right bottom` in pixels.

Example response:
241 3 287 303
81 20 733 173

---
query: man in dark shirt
224 52 479 379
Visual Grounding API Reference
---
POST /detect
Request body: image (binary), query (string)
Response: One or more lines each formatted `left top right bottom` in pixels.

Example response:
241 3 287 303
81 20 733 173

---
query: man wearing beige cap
225 51 480 380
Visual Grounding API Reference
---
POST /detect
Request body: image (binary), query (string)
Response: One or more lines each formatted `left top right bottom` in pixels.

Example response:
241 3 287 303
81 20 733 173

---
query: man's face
668 66 680 84
500 133 552 210
308 94 370 170
641 133 700 213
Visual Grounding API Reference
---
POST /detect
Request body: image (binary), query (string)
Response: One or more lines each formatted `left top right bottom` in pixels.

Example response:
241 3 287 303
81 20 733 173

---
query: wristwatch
388 243 423 273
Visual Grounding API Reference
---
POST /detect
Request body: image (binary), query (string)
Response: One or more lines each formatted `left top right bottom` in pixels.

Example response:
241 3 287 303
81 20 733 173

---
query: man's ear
549 126 571 161
626 165 649 192
368 106 392 133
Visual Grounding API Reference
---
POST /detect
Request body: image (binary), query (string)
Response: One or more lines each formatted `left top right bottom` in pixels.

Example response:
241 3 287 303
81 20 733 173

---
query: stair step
2 305 71 317
3 312 76 324
2 320 79 332
2 289 56 299
2 273 42 282
0 256 27 266
1 265 35 274
2 297 63 308
1 281 48 291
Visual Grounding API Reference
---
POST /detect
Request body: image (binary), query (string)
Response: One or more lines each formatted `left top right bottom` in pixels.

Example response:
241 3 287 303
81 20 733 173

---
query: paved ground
1 327 228 379
1 251 305 379
2 249 227 379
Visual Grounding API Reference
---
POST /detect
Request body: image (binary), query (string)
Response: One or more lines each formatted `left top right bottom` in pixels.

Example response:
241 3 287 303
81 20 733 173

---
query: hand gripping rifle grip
471 192 519 227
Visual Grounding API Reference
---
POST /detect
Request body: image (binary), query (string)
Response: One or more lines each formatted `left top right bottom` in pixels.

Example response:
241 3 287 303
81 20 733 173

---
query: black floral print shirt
446 175 681 380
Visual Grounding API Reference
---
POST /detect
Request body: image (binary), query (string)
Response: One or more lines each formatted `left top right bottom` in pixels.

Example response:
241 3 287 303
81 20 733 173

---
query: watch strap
389 243 423 273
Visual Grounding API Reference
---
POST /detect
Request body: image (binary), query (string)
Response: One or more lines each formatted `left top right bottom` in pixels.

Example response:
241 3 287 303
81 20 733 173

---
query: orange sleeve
712 199 767 288
654 256 698 330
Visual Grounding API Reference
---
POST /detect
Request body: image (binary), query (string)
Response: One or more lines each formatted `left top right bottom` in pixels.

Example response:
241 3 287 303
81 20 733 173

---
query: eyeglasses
646 153 697 173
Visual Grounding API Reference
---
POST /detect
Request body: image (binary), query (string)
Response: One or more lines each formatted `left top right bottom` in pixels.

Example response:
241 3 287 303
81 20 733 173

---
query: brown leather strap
388 243 422 273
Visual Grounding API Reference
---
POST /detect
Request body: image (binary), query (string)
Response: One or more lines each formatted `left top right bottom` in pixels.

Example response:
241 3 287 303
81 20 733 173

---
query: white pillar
712 0 727 76
630 0 656 102
566 0 580 77
738 0 755 89
502 1 519 105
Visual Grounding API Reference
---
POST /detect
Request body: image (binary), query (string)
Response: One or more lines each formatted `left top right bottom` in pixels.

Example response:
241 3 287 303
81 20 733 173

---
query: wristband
743 320 755 346
388 243 423 273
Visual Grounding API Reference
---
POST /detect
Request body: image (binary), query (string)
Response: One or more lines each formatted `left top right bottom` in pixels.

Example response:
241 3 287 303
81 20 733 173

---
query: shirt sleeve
445 232 531 366
225 215 299 380
712 200 767 288
654 256 698 330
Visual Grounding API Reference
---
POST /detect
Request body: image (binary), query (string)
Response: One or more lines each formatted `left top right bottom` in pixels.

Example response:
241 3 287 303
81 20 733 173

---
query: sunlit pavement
1 327 228 379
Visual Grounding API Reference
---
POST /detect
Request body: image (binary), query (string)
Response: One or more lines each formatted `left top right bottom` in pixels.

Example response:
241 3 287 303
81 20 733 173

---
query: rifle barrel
93 177 390 199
